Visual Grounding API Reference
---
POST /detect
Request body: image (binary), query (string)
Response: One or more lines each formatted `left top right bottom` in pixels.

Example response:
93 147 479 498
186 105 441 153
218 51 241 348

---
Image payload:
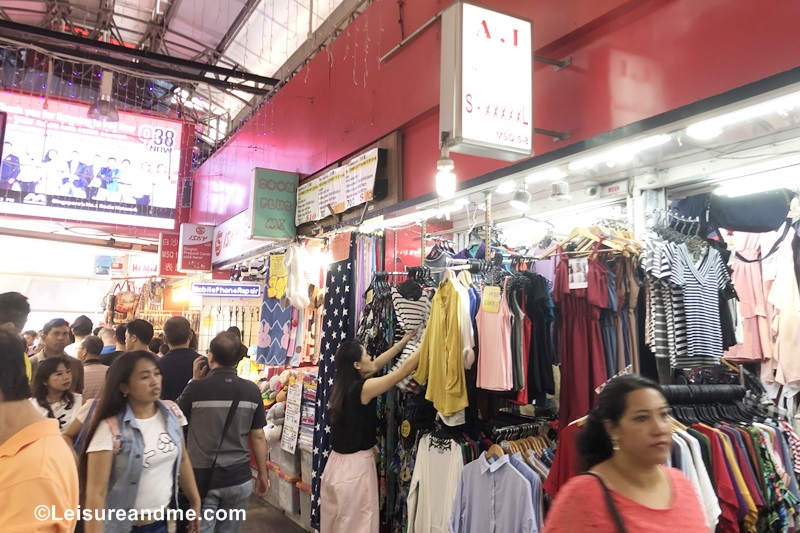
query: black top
99 350 125 366
330 379 378 454
177 367 267 490
160 347 202 401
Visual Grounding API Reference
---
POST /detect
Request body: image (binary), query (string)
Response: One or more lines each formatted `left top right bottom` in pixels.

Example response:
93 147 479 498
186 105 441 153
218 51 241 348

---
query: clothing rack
661 384 746 405
490 420 550 441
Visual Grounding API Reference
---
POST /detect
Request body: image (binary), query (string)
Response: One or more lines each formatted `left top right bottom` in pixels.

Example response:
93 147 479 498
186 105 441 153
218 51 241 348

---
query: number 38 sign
138 124 178 152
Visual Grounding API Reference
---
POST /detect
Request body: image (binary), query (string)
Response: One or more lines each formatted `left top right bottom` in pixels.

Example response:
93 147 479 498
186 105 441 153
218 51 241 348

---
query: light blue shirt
449 452 536 533
510 453 542 532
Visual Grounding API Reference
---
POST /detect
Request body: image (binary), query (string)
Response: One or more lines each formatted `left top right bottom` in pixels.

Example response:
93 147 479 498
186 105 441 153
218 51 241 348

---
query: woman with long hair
544 375 707 533
31 356 82 431
80 350 202 533
320 330 419 533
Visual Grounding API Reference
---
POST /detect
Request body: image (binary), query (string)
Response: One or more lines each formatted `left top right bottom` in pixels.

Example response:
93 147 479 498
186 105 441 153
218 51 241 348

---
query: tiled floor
241 495 309 533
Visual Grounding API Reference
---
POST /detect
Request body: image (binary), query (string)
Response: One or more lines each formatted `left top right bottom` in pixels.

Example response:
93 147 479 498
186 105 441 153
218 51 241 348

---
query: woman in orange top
545 375 707 533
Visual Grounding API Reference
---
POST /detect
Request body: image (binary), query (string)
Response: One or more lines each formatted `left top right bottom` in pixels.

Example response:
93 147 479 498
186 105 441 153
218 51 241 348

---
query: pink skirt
319 448 379 533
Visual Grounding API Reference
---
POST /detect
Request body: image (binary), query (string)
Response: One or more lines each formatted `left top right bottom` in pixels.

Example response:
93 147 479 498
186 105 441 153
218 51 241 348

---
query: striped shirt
391 287 432 391
81 361 108 401
668 244 730 367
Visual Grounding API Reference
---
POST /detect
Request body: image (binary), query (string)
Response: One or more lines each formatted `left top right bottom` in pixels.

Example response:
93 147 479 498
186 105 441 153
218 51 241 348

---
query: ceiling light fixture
525 168 567 184
87 71 119 122
568 134 671 171
436 145 456 198
510 189 531 211
495 181 517 195
687 90 800 141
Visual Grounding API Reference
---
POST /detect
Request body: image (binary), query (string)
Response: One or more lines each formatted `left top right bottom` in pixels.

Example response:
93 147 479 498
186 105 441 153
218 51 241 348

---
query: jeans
200 479 252 533
131 521 167 533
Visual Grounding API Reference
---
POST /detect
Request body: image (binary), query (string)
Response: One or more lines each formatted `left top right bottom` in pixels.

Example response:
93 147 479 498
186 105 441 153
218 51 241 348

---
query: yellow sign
269 254 287 278
400 420 411 438
482 286 501 313
267 254 288 299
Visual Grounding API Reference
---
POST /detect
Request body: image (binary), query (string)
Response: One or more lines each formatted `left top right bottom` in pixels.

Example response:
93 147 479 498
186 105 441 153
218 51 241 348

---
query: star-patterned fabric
310 257 355 530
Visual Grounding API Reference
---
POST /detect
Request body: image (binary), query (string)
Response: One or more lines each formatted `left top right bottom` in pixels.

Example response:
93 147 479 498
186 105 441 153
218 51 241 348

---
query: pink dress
477 277 513 391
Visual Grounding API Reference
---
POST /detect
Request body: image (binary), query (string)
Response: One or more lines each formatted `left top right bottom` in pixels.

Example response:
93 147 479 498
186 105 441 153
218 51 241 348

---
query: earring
611 437 620 451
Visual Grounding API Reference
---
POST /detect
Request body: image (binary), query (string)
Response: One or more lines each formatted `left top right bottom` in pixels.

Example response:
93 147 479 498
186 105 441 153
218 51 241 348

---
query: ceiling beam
0 227 159 253
211 0 263 65
139 0 182 54
0 19 279 86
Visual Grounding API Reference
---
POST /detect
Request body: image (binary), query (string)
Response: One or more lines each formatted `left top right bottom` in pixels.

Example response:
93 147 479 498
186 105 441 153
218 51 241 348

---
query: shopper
0 291 33 380
177 331 269 533
97 327 117 356
81 351 202 533
23 329 38 354
100 323 127 366
160 317 202 401
320 332 420 533
66 315 94 358
543 375 706 533
31 318 85 393
225 327 248 362
125 319 155 352
79 335 108 401
0 329 79 532
31 356 83 432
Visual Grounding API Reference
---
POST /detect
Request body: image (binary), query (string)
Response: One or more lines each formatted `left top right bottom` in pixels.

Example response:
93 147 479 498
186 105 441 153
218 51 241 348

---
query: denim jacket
104 400 184 533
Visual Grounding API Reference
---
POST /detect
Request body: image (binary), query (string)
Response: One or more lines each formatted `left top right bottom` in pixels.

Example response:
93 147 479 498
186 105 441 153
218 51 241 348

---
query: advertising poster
249 168 297 240
177 223 213 272
0 92 183 229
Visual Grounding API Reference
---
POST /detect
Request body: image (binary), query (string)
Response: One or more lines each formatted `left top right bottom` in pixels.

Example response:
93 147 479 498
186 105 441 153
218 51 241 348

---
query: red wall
190 0 800 225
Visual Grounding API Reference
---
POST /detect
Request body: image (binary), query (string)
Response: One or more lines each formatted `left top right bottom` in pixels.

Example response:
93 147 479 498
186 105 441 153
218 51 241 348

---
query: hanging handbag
583 472 627 533
113 281 138 314
708 188 794 233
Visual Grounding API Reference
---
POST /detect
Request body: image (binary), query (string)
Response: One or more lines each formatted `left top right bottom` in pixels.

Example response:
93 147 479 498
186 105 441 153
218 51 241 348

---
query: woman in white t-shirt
80 351 202 533
31 356 83 432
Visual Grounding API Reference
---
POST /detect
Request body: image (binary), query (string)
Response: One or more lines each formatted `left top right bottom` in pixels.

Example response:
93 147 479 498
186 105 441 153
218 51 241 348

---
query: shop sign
191 282 261 297
177 223 213 272
128 255 158 277
295 148 385 225
250 168 298 241
158 232 186 277
440 3 533 161
212 209 264 265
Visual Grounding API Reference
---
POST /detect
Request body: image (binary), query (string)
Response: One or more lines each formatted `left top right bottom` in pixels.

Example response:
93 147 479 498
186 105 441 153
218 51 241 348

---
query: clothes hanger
486 443 505 460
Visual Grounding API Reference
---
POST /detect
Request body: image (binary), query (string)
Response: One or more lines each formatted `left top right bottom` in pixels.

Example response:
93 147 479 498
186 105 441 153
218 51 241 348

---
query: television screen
0 92 183 229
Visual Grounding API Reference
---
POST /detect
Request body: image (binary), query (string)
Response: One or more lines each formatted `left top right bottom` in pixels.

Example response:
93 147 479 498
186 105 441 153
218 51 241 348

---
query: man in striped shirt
77 335 107 401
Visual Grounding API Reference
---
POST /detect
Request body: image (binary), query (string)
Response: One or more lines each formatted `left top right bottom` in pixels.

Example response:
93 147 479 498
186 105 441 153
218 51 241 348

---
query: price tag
400 420 411 438
365 289 374 306
482 286 501 313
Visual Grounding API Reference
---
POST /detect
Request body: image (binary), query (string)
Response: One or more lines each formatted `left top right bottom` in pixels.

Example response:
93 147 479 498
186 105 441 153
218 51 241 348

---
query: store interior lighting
495 181 517 194
510 189 532 211
525 167 567 184
436 170 457 198
567 134 672 171
360 208 438 232
687 90 800 141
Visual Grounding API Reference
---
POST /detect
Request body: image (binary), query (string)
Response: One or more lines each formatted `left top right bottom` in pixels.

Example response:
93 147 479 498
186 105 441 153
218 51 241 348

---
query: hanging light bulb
436 170 457 198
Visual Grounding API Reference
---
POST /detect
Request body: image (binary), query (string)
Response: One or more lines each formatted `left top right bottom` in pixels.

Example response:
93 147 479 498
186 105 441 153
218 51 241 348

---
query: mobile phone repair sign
191 282 262 298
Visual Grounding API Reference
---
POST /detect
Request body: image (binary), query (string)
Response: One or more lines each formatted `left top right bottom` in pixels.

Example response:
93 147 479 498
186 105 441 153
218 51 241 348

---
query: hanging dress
554 245 609 426
477 277 513 391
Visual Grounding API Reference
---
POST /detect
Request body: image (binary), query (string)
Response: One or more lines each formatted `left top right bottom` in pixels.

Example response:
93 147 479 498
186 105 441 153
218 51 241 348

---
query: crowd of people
0 291 269 533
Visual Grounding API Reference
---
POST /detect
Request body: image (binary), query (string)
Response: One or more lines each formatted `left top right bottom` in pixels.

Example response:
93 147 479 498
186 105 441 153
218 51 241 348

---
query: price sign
281 376 303 454
482 286 501 313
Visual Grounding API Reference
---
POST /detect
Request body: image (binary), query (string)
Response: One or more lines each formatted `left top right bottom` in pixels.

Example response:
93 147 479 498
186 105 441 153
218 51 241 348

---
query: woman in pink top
545 375 707 533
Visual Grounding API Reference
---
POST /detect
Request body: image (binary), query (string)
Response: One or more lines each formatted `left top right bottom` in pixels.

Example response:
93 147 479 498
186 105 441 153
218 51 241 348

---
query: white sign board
281 378 303 454
440 3 533 161
212 209 264 265
295 148 381 225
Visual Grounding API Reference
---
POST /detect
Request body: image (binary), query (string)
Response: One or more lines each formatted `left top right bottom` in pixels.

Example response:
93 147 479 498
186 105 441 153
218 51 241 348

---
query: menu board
345 149 380 209
295 181 319 225
316 166 346 219
295 147 382 225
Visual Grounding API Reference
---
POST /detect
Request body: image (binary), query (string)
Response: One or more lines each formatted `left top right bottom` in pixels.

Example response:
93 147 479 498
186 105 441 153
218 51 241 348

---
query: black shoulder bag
197 398 240 498
583 472 627 533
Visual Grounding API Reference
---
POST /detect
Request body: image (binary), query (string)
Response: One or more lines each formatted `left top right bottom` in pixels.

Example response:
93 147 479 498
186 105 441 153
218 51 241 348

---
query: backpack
106 400 183 455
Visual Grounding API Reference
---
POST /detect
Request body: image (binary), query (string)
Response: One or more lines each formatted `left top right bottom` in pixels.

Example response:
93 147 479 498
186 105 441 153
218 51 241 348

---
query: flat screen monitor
0 93 183 229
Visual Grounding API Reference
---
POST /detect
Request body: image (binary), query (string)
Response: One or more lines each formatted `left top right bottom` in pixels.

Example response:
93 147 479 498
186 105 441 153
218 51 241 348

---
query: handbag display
708 188 794 233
